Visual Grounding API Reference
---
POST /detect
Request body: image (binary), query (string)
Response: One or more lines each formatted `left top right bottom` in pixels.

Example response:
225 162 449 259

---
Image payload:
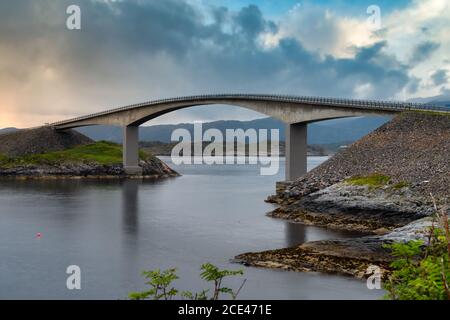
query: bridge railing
49 94 449 127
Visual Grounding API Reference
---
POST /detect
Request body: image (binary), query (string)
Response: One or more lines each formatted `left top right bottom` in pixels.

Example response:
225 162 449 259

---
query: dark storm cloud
85 0 204 55
405 77 421 94
0 0 414 94
0 0 423 125
233 4 277 39
431 69 448 86
409 41 441 65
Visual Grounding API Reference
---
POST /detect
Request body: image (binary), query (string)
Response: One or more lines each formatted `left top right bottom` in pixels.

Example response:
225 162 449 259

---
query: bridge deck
50 94 449 127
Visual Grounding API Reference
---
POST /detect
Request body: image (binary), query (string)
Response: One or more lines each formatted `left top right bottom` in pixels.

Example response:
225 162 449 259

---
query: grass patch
0 141 151 167
345 174 391 188
0 154 9 162
392 181 410 189
405 110 450 117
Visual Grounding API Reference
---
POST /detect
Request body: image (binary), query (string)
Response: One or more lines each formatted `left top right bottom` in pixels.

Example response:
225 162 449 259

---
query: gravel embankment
269 112 450 204
236 112 449 278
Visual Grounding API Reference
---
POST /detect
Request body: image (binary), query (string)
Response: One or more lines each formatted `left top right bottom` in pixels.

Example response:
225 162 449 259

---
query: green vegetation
0 154 9 164
384 202 450 300
0 141 151 167
407 110 450 117
346 174 391 188
129 263 246 300
345 174 411 190
393 181 410 189
129 268 179 300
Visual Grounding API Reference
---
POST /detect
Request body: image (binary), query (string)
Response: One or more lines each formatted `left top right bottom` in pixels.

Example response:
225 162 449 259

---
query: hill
0 127 19 135
408 94 450 108
273 112 450 201
0 127 177 178
238 112 450 277
75 116 391 144
140 141 329 156
0 127 92 157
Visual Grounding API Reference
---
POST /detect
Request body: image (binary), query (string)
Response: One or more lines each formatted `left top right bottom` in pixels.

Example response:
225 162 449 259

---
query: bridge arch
50 94 445 180
52 95 398 129
126 101 372 180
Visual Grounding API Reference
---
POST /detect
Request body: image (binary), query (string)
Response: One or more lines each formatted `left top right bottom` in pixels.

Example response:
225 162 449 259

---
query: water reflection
285 223 307 247
0 157 383 299
121 179 140 234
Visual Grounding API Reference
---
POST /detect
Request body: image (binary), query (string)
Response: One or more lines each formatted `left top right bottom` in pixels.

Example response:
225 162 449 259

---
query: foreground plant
129 263 246 300
384 197 450 300
128 268 179 300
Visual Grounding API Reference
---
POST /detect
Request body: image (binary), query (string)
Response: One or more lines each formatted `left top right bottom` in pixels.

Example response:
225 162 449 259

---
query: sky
0 0 449 128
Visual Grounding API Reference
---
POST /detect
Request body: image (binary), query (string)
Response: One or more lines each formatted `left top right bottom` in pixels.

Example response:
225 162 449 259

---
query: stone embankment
267 112 450 230
237 112 450 277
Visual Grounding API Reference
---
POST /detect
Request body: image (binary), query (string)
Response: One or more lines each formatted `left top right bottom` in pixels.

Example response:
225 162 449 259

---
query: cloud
381 0 450 97
405 76 421 94
431 69 449 86
262 3 379 58
0 0 447 127
234 4 272 39
409 41 441 64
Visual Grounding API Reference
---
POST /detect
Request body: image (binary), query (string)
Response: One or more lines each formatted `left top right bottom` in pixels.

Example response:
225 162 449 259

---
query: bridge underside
285 123 307 181
53 96 405 181
123 125 142 175
121 122 308 180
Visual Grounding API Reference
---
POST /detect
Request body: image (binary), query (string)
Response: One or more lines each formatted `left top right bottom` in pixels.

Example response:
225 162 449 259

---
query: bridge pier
285 122 307 181
123 125 142 175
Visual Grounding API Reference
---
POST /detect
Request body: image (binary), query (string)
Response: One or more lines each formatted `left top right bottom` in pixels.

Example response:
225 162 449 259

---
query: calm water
0 157 383 299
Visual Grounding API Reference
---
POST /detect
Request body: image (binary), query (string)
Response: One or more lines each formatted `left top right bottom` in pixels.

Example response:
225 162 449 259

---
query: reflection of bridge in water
49 94 450 180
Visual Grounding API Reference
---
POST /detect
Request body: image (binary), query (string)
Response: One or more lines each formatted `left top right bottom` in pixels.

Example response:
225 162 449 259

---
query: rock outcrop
0 126 93 157
269 182 436 233
0 127 178 179
267 112 450 231
237 112 450 278
0 159 178 179
235 218 435 278
269 112 450 205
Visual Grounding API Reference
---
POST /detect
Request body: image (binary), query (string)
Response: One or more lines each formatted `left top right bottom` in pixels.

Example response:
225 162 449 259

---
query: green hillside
0 141 149 168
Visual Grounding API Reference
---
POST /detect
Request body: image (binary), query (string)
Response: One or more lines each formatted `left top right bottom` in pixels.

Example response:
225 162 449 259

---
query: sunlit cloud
0 0 448 128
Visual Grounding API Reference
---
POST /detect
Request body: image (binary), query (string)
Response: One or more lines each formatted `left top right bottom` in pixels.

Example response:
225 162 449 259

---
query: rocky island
0 126 178 179
236 112 450 278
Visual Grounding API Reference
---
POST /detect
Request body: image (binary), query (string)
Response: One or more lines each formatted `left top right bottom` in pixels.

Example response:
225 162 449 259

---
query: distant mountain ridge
0 127 19 135
1 116 391 145
75 116 391 144
408 94 450 108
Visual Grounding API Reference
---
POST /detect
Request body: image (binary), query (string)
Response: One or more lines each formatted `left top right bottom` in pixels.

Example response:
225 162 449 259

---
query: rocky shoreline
141 141 331 157
0 159 179 180
267 182 434 233
235 112 450 279
235 218 435 278
236 181 443 278
0 127 179 180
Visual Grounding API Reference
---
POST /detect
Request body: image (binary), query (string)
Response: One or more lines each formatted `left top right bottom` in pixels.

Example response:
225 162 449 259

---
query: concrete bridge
50 94 449 180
